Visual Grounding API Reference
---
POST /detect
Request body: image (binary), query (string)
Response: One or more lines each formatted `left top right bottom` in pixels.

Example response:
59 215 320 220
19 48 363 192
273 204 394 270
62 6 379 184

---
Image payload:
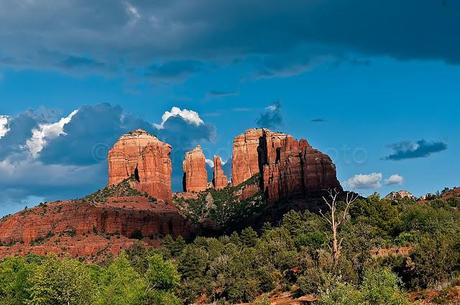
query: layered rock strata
231 128 264 186
0 198 189 259
108 129 172 202
212 155 228 189
183 145 208 192
232 128 342 203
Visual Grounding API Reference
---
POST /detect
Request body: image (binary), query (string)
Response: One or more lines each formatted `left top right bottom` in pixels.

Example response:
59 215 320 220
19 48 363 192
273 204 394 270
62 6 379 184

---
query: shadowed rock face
108 129 172 202
213 155 228 189
232 128 342 203
183 145 208 192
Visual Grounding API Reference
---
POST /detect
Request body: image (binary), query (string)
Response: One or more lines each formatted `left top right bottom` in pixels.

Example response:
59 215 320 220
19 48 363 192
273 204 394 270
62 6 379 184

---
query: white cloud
0 115 10 138
205 158 214 168
154 107 204 129
384 174 404 185
124 1 141 23
346 172 382 189
26 110 78 158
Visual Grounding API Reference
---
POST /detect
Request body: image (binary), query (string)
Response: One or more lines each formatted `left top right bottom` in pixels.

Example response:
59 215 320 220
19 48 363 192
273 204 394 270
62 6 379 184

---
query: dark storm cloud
256 102 283 129
146 60 205 83
0 113 39 159
384 140 448 161
39 103 155 165
1 0 459 76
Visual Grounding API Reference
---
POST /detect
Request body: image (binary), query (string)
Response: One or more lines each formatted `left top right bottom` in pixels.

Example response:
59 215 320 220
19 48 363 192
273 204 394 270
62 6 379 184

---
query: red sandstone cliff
183 145 208 192
213 155 228 189
108 129 172 202
232 128 341 203
0 197 189 259
232 128 264 186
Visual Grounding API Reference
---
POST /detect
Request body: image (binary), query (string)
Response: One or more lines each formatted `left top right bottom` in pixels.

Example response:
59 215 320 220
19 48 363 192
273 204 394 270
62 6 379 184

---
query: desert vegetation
0 193 459 304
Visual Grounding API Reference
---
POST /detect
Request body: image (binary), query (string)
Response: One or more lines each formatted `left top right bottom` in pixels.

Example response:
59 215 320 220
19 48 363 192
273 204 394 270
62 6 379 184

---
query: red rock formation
300 140 342 194
0 198 190 259
232 128 341 203
135 143 173 202
232 128 264 186
108 129 159 185
260 130 305 202
212 155 228 189
108 130 172 202
260 130 341 203
183 145 208 192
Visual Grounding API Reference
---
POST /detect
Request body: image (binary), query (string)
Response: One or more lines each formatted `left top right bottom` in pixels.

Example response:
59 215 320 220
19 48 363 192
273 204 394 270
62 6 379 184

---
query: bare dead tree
319 188 359 269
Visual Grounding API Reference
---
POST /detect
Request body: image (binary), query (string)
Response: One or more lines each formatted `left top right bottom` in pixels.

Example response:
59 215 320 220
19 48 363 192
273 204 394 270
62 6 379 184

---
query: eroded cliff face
183 145 208 192
232 128 264 186
108 129 172 202
212 155 228 190
136 143 173 202
0 197 190 259
232 128 342 203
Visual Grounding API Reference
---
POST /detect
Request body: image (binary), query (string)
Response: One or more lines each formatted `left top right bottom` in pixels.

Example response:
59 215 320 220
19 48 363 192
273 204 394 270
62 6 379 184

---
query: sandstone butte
182 145 208 192
232 128 342 203
212 155 228 189
108 129 173 202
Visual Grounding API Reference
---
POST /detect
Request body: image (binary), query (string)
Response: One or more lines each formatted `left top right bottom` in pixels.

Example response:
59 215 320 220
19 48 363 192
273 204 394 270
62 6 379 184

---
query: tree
319 189 359 269
141 254 182 305
95 252 146 305
0 257 33 305
319 269 410 305
27 256 95 305
361 268 410 305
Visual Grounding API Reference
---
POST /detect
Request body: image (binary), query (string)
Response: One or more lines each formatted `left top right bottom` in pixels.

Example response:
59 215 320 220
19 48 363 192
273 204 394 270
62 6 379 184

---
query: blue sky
0 0 459 216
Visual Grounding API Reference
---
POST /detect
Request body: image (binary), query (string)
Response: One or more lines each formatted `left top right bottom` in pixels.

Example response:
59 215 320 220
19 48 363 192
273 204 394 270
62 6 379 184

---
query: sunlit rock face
231 128 265 186
108 129 172 202
232 128 342 203
182 145 208 193
213 155 228 190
